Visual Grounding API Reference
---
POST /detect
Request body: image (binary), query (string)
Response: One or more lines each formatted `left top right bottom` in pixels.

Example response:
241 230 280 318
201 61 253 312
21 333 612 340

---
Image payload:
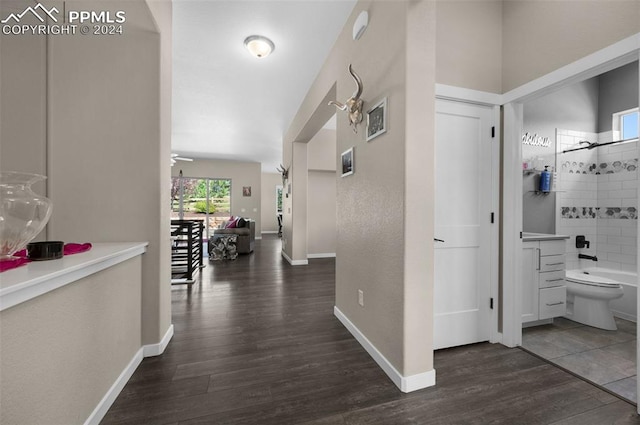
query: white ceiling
172 0 356 173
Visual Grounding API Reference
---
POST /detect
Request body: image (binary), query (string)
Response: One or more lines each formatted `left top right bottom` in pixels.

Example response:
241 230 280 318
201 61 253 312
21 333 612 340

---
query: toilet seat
565 271 622 288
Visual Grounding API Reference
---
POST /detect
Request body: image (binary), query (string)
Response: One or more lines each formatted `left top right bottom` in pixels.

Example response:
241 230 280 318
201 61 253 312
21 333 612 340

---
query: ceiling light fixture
244 35 275 59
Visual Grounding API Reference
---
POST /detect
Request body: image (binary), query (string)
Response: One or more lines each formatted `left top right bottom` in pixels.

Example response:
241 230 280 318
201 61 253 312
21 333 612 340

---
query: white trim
255 236 263 240
84 347 143 425
143 324 174 357
307 253 336 259
501 102 524 348
437 34 640 107
334 306 436 393
84 325 174 425
503 33 639 104
489 104 501 345
281 249 308 266
0 243 148 311
435 83 502 106
261 231 278 234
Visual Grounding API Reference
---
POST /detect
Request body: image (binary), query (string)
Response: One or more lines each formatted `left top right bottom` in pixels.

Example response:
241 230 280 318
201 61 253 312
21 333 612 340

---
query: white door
434 99 495 350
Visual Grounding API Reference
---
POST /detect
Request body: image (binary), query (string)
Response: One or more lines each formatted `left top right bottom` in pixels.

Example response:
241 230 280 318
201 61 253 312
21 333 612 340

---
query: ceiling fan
171 153 193 166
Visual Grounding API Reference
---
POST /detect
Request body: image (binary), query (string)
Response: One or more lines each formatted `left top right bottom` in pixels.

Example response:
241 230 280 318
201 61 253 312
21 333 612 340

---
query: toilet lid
565 271 621 288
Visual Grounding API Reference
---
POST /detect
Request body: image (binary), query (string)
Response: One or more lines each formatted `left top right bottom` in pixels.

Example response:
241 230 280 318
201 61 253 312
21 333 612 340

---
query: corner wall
45 0 171 347
1 0 171 350
283 0 435 387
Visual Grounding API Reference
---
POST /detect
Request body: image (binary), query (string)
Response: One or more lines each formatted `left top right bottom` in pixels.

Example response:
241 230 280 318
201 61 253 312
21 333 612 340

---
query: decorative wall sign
366 97 387 141
341 147 354 177
522 132 551 147
560 206 638 219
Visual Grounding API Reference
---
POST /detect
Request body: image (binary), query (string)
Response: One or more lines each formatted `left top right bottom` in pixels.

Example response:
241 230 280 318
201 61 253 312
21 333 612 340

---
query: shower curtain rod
561 137 637 154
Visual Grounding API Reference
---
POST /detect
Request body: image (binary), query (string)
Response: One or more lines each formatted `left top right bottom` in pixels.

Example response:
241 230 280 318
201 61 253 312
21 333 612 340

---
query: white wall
522 78 599 234
502 0 639 92
261 172 282 233
557 131 638 273
0 3 47 220
0 258 142 424
284 0 436 383
598 61 639 132
308 171 336 256
171 159 262 234
307 128 337 256
0 0 172 420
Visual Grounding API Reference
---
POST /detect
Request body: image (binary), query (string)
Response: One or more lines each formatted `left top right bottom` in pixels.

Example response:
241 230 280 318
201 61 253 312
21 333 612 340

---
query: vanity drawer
540 254 565 272
540 240 566 256
539 270 565 288
539 286 566 319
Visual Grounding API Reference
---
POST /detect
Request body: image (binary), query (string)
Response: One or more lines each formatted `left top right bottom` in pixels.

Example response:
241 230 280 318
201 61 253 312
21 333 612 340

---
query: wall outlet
358 289 364 307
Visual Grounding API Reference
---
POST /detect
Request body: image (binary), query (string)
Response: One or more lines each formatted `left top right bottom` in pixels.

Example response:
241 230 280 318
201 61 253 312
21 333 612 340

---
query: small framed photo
366 97 387 141
341 147 354 177
242 186 252 197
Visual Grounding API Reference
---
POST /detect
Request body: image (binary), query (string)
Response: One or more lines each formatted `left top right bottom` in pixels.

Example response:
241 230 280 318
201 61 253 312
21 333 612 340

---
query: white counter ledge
0 242 148 311
522 232 570 242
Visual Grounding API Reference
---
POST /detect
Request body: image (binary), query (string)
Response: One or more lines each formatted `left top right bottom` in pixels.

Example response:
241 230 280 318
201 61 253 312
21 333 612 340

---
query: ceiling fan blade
175 157 193 162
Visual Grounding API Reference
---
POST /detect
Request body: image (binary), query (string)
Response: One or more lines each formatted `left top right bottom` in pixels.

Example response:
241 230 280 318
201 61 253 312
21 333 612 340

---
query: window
171 176 232 238
613 108 639 141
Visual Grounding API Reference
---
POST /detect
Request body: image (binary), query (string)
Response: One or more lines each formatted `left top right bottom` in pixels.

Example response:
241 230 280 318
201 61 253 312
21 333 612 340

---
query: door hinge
490 212 494 223
491 126 495 138
520 231 523 239
490 298 494 309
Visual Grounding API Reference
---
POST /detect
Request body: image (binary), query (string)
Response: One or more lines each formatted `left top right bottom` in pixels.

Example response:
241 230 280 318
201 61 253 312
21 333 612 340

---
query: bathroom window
613 108 639 141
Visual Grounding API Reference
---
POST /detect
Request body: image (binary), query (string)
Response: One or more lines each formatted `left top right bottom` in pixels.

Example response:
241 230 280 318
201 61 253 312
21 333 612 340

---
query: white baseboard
261 231 278 234
85 324 174 425
84 347 144 425
613 311 637 323
281 249 308 266
307 253 336 259
334 306 436 393
143 324 174 357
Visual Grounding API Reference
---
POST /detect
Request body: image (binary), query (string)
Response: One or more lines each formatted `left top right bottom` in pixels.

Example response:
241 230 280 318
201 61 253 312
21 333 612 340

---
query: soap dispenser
539 166 551 193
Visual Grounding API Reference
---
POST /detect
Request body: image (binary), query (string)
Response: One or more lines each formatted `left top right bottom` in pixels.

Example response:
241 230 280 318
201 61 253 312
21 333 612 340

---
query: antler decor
276 164 289 185
328 64 364 133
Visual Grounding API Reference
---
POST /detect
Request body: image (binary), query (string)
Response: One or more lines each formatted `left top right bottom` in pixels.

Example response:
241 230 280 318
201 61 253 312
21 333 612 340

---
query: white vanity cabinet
522 238 567 323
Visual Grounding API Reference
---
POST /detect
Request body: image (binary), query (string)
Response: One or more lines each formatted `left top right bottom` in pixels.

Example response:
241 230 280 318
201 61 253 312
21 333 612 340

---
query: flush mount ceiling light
244 35 275 59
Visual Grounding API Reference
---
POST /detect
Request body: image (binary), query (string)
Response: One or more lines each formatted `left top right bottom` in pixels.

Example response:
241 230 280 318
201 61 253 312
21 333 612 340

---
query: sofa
210 217 255 255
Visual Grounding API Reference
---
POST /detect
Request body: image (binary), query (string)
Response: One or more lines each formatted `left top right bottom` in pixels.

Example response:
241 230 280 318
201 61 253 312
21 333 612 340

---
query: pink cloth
64 243 92 255
225 217 239 228
0 258 31 272
0 243 92 273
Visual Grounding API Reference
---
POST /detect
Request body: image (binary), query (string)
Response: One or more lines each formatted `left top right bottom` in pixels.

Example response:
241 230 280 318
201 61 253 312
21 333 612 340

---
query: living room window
613 108 639 141
171 176 232 239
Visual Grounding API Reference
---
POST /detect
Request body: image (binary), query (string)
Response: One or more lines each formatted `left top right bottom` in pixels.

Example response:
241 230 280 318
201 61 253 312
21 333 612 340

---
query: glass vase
0 172 53 260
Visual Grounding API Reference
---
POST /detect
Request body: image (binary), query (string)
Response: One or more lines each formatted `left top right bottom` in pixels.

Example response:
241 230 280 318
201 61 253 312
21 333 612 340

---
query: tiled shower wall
557 129 638 272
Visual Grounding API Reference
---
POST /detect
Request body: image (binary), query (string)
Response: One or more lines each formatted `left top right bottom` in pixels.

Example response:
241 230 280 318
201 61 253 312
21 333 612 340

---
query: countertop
0 242 148 311
523 232 570 241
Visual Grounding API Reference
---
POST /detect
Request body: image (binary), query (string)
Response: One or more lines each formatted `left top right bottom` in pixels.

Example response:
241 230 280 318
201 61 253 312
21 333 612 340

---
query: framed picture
366 97 387 141
242 186 251 197
341 147 354 177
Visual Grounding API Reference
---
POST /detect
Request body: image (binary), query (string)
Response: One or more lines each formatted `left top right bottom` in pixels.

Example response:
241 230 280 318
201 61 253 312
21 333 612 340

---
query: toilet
565 270 624 331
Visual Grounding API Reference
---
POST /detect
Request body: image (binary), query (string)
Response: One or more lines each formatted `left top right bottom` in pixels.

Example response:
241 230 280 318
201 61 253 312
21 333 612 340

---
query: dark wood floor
102 235 640 424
